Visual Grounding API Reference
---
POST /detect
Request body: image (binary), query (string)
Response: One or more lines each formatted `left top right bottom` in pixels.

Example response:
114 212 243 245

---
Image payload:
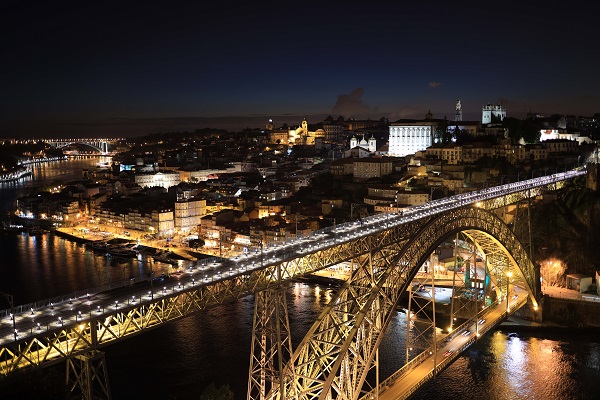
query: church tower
266 118 275 131
454 99 462 121
301 118 308 134
368 135 377 152
350 135 358 149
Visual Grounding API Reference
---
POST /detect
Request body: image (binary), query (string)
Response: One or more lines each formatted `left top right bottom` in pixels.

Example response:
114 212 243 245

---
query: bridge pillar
406 252 438 365
247 286 294 400
66 350 111 400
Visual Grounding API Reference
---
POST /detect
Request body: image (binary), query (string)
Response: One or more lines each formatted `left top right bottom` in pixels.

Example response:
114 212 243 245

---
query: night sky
2 1 599 137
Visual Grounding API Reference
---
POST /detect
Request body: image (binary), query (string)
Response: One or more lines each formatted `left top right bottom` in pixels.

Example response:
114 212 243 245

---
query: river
0 158 599 400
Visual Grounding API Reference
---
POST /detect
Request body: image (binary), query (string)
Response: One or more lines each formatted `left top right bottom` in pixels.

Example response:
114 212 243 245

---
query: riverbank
0 167 31 183
54 227 203 261
499 316 600 333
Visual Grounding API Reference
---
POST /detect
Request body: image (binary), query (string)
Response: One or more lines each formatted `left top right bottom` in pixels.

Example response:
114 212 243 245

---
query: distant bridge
0 169 587 399
43 138 125 154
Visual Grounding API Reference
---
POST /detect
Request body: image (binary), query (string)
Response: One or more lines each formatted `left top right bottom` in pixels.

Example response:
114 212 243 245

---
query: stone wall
541 295 600 328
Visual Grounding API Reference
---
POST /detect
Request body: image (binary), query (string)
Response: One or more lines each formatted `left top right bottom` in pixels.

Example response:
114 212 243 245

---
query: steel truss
405 252 437 364
248 285 295 400
0 180 568 396
66 350 111 400
269 206 538 400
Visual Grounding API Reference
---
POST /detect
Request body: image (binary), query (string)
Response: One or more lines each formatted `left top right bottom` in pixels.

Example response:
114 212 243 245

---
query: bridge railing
360 300 515 400
0 255 238 318
0 274 153 319
1 170 583 316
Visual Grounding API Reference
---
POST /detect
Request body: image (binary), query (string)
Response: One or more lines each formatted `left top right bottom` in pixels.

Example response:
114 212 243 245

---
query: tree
502 117 523 143
522 120 541 143
188 238 205 249
434 120 449 143
200 383 234 400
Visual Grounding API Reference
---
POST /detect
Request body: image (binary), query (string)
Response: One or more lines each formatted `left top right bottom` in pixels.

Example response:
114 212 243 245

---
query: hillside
532 184 600 277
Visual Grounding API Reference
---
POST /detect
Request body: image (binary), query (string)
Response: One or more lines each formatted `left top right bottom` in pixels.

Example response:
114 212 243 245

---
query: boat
106 244 137 258
86 241 109 252
27 226 49 236
153 251 177 264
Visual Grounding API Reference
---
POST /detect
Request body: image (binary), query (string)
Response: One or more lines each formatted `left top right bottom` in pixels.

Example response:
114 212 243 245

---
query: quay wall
540 295 600 328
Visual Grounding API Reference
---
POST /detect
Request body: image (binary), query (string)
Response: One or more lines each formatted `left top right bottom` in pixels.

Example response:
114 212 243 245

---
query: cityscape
2 2 600 400
1 104 600 399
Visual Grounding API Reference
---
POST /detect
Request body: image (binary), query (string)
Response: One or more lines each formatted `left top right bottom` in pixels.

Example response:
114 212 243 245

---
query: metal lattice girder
0 179 559 377
248 287 295 400
66 350 111 400
405 253 437 361
276 207 539 400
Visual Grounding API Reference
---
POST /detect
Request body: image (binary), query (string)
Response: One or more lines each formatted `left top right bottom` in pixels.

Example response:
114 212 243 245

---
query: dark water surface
1 159 599 399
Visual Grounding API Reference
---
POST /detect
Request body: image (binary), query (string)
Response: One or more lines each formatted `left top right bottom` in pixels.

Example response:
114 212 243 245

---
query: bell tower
454 99 462 122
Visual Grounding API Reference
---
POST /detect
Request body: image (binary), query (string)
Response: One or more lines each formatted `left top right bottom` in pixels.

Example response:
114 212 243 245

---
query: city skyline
2 1 599 137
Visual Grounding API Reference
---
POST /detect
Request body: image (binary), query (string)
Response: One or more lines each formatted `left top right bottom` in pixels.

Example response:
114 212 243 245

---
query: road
0 171 584 358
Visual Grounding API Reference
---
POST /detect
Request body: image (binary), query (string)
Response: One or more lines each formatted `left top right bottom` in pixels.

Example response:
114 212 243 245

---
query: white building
482 103 506 124
388 117 436 157
135 171 180 189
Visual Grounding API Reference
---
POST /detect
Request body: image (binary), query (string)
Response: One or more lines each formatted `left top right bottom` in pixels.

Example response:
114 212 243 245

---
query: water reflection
412 330 600 400
2 158 600 399
0 231 174 304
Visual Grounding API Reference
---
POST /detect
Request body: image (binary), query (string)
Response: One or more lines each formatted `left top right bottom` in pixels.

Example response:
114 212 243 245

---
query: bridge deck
364 294 529 400
0 170 585 373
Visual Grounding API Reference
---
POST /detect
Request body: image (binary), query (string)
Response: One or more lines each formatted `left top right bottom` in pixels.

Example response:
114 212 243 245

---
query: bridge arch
54 141 105 153
282 206 539 400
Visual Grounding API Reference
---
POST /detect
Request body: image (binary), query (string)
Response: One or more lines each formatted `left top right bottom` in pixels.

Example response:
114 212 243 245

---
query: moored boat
106 244 137 258
27 226 49 236
153 251 177 264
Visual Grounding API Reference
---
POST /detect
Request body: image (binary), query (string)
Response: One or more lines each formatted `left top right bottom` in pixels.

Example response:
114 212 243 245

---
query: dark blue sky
2 1 599 137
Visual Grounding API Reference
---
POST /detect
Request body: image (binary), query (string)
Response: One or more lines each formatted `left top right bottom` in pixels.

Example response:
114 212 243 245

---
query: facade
179 166 238 182
388 119 437 157
363 185 398 207
269 129 289 144
174 198 206 233
135 171 180 189
544 139 579 154
330 158 355 178
353 158 393 180
323 123 345 141
396 190 429 206
462 143 495 163
566 274 592 293
482 103 506 124
349 135 377 153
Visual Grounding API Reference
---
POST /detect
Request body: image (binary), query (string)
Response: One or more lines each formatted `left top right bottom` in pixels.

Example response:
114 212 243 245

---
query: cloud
428 82 442 88
331 88 377 118
386 105 431 122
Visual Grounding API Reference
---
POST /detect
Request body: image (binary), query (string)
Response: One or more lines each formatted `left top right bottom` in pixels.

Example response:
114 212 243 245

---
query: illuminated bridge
43 138 125 154
0 169 586 399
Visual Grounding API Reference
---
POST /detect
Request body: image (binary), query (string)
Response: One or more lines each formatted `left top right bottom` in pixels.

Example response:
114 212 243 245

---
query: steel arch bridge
258 206 537 400
44 138 123 154
0 170 585 399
